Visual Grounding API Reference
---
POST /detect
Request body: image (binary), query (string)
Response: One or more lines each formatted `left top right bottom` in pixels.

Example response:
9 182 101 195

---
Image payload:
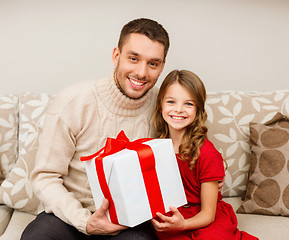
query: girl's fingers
155 212 172 223
170 206 182 218
151 218 164 231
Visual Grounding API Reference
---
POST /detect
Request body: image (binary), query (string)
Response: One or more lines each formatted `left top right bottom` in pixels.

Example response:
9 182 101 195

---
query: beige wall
1 0 289 94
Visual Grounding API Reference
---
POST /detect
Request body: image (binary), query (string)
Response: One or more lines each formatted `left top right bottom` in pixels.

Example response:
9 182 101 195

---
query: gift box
81 131 187 227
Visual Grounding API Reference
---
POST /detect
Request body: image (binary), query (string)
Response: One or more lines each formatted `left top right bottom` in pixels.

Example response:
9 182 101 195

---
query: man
21 18 169 240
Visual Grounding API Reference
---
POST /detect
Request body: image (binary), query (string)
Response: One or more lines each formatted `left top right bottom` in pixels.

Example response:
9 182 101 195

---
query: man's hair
118 18 170 60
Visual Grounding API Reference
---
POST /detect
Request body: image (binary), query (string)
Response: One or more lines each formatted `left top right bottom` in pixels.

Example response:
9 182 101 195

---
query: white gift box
82 134 187 227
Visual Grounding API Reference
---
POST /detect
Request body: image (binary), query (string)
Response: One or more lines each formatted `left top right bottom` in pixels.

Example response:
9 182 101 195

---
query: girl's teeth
172 116 184 120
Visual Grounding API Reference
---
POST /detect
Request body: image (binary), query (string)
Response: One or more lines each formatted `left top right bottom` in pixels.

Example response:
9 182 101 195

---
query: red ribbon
81 130 165 224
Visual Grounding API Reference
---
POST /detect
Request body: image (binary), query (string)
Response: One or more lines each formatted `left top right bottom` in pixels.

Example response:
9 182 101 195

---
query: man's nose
136 62 147 79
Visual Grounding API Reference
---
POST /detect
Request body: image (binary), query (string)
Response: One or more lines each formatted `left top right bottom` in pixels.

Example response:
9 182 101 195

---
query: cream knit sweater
31 74 158 234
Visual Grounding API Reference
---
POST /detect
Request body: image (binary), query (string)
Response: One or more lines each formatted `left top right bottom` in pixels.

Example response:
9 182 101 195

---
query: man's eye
149 62 158 67
130 57 137 61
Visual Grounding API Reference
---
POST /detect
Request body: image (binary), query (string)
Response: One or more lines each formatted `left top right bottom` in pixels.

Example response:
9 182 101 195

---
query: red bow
81 130 165 224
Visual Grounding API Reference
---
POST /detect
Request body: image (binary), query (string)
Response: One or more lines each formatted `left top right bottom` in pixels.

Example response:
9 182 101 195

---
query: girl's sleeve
198 140 225 184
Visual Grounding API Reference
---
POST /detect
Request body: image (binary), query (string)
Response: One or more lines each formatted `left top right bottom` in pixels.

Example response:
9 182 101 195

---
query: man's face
112 33 166 99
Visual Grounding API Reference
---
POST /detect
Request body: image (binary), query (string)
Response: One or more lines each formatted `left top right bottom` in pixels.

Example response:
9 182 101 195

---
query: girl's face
161 82 197 136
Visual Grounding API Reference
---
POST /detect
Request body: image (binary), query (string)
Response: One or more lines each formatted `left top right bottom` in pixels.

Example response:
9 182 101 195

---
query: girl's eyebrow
164 96 175 99
164 96 195 102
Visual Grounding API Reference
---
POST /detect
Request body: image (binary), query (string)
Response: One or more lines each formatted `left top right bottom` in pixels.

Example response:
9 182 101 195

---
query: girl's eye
167 100 174 104
186 102 194 106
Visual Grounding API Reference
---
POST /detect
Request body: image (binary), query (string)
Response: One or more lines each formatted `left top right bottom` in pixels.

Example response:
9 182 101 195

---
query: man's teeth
130 78 144 86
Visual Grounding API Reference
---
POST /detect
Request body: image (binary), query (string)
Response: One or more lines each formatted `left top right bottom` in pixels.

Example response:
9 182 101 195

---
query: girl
151 70 258 240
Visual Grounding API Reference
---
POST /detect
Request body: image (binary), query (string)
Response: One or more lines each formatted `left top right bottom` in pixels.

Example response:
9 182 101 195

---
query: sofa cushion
0 209 36 240
224 197 289 240
0 95 18 180
0 93 55 215
206 90 289 197
237 112 289 216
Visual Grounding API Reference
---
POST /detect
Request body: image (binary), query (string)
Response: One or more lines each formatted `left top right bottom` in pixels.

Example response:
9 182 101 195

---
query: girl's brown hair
153 70 208 169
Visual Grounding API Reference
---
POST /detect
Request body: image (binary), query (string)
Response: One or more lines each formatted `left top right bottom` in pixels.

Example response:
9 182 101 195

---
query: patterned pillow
0 93 55 214
206 90 289 197
237 112 289 216
0 95 18 180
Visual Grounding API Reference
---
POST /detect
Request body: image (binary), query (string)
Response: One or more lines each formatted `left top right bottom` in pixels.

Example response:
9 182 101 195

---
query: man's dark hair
118 18 170 59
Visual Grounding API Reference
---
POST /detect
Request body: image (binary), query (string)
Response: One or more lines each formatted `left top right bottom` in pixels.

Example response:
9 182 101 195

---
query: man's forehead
122 33 165 61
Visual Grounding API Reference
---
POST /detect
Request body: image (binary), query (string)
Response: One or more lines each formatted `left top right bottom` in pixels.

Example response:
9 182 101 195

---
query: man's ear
112 47 120 67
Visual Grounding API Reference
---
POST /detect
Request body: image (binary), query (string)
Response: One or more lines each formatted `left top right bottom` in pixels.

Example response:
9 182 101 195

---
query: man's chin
114 75 149 99
124 89 149 100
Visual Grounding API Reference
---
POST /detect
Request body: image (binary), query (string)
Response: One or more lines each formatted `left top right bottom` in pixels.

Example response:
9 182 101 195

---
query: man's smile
128 77 147 89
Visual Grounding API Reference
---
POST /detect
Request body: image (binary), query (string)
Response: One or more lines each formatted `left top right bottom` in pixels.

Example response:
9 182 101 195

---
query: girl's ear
112 47 120 67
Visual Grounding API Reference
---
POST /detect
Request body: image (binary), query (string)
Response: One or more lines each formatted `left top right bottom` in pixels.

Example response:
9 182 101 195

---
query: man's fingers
99 199 110 212
109 224 127 233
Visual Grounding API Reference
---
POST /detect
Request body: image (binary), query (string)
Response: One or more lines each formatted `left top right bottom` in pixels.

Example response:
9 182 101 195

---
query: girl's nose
175 104 183 113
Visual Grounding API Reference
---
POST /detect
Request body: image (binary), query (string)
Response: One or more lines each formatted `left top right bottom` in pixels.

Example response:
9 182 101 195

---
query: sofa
0 90 289 240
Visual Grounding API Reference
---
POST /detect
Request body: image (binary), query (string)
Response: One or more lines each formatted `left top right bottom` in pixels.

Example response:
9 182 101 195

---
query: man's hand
86 199 128 235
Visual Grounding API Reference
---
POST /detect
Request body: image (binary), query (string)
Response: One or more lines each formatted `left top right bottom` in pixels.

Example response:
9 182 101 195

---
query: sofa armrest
0 205 13 236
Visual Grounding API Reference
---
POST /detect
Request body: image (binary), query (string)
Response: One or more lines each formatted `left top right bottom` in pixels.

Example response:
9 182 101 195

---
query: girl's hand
151 206 187 232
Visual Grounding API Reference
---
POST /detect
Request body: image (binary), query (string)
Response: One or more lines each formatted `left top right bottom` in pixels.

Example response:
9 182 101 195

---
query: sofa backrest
0 93 55 214
1 90 289 216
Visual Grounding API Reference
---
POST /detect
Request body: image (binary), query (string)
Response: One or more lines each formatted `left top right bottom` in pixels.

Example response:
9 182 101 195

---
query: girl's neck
169 128 185 154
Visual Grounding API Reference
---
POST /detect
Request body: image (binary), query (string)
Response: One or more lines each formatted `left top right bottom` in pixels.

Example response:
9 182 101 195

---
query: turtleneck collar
94 74 157 117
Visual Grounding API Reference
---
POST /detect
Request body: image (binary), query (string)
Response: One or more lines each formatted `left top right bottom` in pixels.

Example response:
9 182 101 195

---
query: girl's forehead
165 82 194 98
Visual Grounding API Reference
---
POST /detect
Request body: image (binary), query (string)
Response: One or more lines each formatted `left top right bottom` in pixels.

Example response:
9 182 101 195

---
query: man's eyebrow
127 51 163 63
151 58 163 63
127 51 139 56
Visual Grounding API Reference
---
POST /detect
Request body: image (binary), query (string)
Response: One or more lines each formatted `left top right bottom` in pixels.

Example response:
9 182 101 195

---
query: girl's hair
153 70 208 169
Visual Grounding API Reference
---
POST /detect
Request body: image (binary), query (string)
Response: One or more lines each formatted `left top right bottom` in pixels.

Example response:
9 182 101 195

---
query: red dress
155 139 258 240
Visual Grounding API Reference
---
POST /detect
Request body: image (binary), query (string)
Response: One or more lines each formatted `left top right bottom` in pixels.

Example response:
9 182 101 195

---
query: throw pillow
0 95 18 179
206 90 289 197
237 112 289 216
0 93 55 214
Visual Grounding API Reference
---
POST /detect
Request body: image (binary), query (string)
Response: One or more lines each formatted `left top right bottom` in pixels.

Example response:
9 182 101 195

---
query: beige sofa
1 90 289 240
